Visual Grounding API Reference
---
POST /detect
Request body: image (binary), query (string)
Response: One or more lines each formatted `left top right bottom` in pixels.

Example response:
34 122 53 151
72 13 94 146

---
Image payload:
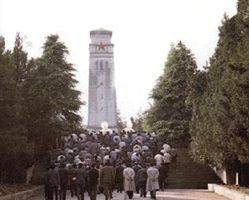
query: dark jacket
159 164 169 179
100 166 114 185
76 168 87 187
115 165 124 182
136 168 147 186
58 167 68 186
47 168 59 187
68 167 77 184
88 168 99 186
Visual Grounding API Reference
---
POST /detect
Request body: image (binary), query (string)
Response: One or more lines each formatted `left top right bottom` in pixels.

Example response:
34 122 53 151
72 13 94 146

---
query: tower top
90 28 112 36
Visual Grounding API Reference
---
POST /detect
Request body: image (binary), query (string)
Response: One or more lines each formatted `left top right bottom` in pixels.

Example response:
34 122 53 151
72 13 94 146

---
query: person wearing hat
110 148 118 163
103 152 111 165
154 153 164 167
57 155 66 164
113 135 121 144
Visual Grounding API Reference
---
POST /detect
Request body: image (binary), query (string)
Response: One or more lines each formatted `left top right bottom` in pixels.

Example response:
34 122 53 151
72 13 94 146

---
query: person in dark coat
115 162 124 193
58 163 68 200
85 165 91 196
103 132 111 146
88 163 99 200
100 160 114 200
68 164 77 197
136 165 148 197
133 162 141 193
76 163 87 200
47 164 59 200
44 167 50 200
159 162 168 191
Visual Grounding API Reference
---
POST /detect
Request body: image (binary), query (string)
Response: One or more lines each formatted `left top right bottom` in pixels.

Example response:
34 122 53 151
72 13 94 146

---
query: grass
225 185 249 195
0 184 35 196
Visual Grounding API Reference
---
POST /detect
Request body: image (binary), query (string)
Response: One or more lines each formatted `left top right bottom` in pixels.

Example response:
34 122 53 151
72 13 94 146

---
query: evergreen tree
117 110 125 132
144 42 197 145
0 33 30 137
130 112 144 132
190 0 249 171
11 33 29 137
0 35 33 184
26 35 82 158
0 36 16 135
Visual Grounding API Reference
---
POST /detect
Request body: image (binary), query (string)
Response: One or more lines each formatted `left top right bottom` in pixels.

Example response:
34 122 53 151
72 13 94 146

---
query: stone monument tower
88 28 118 130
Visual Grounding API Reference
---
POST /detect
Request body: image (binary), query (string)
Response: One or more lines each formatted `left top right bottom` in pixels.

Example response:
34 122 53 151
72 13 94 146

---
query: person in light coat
146 162 159 200
163 152 171 164
123 163 136 199
154 153 164 167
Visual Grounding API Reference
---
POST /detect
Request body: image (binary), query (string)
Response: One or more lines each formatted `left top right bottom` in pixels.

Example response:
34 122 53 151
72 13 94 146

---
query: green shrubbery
144 0 249 185
0 34 83 184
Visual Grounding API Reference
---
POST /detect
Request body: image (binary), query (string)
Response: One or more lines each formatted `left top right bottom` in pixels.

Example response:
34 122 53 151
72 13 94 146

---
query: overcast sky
0 0 237 124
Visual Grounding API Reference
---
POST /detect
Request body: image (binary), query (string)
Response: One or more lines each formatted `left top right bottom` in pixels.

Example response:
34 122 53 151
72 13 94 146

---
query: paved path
29 189 230 200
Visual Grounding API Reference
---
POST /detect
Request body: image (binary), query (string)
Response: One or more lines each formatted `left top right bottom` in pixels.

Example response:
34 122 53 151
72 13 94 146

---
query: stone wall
0 186 43 200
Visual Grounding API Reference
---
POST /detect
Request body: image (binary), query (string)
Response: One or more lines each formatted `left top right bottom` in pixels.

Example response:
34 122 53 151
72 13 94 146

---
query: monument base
87 126 117 132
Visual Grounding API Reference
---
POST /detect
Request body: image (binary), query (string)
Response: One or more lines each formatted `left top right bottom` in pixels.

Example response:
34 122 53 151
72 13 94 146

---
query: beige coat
123 167 136 192
146 166 159 191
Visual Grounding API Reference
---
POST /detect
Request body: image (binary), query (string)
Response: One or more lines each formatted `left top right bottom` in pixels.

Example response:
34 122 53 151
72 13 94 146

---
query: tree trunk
239 163 249 186
226 166 236 184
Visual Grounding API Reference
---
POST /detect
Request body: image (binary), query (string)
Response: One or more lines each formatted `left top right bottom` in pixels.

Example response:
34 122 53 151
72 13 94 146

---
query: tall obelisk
88 28 118 130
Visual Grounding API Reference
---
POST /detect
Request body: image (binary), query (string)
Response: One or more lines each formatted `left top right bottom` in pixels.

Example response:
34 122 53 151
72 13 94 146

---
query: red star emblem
97 41 106 50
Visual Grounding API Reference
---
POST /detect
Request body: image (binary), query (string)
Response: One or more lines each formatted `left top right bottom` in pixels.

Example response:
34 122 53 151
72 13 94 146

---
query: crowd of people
44 130 177 200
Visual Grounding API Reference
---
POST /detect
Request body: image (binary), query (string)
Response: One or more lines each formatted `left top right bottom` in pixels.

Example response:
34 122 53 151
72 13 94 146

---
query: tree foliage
26 35 83 158
130 111 144 132
0 34 34 183
144 42 197 145
117 110 126 132
0 34 83 183
190 0 249 167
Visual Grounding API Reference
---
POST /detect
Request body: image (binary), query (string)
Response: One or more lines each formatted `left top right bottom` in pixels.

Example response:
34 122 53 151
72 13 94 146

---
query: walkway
29 189 230 200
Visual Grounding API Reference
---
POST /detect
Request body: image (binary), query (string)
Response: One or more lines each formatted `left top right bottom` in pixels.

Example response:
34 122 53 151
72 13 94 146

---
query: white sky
0 0 237 124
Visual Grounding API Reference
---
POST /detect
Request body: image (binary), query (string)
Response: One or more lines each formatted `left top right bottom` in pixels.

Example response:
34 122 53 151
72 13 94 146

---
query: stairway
167 148 222 189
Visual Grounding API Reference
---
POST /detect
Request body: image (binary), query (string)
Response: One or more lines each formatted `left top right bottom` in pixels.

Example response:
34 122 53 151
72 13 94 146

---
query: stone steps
167 148 222 189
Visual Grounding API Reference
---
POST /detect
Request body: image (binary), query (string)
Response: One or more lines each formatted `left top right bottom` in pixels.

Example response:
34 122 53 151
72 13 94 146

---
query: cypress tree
26 35 83 158
0 35 33 183
190 0 249 175
145 42 197 145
